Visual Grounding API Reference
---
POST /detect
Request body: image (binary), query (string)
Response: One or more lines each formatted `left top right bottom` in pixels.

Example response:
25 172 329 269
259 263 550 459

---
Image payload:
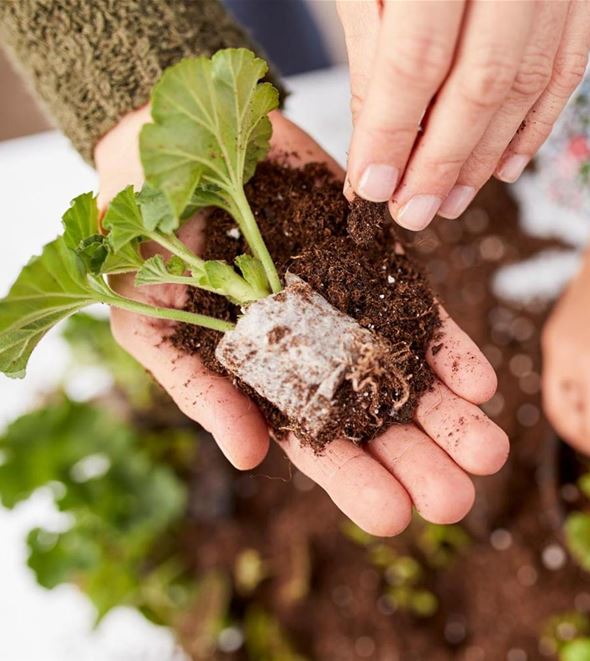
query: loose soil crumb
347 197 383 246
173 161 440 449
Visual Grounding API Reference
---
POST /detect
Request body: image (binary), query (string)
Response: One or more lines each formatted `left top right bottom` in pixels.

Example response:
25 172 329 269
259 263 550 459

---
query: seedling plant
0 48 280 377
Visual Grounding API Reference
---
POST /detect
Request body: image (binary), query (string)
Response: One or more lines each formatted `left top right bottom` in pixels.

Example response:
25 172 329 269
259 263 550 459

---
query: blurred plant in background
541 611 590 660
542 469 590 661
341 516 470 619
565 470 590 573
0 313 306 660
0 397 192 622
0 313 196 623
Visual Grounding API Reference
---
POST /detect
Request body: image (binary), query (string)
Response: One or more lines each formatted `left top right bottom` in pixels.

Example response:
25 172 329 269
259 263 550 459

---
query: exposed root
345 337 412 422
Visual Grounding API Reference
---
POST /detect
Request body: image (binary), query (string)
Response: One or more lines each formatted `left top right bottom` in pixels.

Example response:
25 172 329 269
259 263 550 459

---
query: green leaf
61 191 142 275
102 186 145 252
566 512 590 572
235 254 270 297
62 193 99 252
416 521 470 569
135 255 187 287
202 260 259 304
137 184 178 233
167 255 186 276
77 235 109 275
61 193 110 275
140 48 279 218
101 240 144 274
0 237 106 378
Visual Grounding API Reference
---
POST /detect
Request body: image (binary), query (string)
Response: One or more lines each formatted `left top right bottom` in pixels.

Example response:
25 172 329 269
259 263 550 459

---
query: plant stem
232 188 282 294
103 293 234 332
146 231 206 276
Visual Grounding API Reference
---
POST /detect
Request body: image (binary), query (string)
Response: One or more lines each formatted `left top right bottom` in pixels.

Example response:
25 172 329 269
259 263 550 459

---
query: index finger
347 0 465 202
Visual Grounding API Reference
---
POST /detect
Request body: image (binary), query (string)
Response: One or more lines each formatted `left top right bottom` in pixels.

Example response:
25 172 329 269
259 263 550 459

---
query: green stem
232 188 282 294
146 231 205 275
103 292 234 332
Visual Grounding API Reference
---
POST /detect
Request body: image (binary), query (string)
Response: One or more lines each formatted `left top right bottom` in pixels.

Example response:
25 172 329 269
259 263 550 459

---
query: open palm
98 110 509 536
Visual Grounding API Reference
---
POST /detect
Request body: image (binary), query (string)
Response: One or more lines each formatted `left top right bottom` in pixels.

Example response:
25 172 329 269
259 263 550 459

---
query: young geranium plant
0 48 429 445
0 49 277 377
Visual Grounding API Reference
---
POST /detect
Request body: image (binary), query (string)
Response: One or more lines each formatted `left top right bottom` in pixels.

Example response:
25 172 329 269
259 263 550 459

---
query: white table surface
0 66 587 661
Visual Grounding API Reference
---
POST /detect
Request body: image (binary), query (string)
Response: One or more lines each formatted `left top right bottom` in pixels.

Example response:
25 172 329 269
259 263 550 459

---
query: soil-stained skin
173 161 440 448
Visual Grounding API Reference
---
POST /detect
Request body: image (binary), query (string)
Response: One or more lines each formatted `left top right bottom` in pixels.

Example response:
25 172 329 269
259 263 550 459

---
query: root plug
215 274 411 442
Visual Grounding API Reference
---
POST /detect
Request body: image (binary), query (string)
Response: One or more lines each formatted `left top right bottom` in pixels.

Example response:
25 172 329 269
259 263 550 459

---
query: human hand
96 108 508 536
339 0 590 229
542 252 590 452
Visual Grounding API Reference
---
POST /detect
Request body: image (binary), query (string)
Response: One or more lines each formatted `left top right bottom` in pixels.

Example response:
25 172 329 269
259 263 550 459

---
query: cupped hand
542 252 590 453
339 0 590 230
96 108 508 536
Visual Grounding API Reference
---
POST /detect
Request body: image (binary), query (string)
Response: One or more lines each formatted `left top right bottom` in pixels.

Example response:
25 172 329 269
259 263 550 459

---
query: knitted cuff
0 0 285 163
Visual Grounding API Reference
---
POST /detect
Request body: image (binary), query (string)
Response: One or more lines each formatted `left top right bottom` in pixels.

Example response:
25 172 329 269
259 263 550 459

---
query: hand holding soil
339 1 590 229
96 106 508 537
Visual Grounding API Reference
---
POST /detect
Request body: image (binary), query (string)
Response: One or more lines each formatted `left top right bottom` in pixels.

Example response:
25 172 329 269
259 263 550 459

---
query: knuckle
461 148 497 183
551 51 587 98
362 120 417 146
512 51 553 97
458 48 517 109
387 34 452 87
424 154 466 180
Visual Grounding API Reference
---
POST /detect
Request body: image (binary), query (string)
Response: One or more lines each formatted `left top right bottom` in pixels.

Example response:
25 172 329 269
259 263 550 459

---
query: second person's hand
339 0 590 229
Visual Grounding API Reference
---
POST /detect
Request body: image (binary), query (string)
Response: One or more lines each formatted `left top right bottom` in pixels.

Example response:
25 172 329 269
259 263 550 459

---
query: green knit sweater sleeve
0 0 284 163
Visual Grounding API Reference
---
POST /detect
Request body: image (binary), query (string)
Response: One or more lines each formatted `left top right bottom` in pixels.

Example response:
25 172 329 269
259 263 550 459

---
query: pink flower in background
568 135 590 159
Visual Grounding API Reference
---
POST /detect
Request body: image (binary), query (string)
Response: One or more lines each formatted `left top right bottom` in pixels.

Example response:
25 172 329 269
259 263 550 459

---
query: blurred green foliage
562 638 590 661
0 313 309 661
244 606 307 661
340 516 468 619
62 312 154 408
542 611 590 660
0 397 192 622
566 512 590 573
565 470 590 573
416 521 470 569
543 468 590 660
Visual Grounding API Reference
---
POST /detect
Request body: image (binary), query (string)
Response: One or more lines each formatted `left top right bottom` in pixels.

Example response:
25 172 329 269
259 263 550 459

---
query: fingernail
496 154 529 183
357 164 399 202
396 195 442 231
438 185 476 219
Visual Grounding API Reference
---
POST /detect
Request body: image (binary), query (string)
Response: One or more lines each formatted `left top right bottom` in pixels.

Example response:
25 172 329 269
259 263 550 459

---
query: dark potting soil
173 161 440 448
